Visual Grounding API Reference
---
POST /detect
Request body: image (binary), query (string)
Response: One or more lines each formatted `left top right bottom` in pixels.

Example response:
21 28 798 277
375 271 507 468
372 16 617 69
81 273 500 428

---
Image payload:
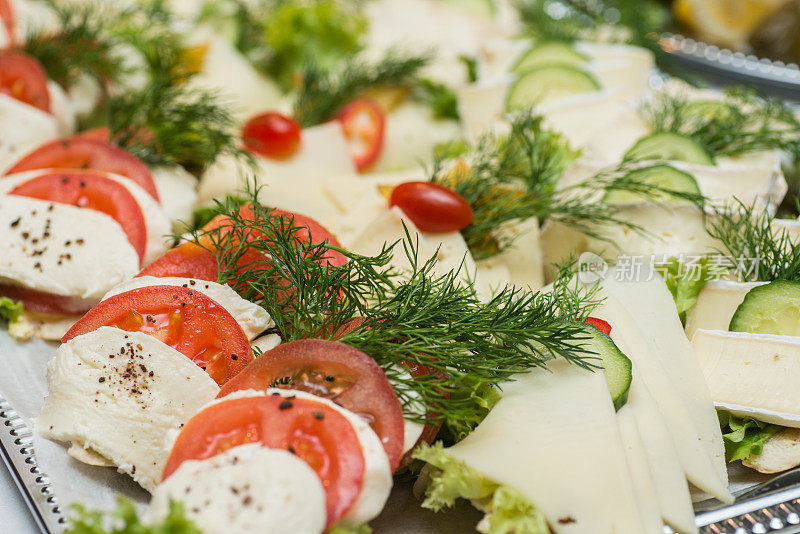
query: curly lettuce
414 443 549 534
660 255 722 325
719 411 782 463
0 297 23 323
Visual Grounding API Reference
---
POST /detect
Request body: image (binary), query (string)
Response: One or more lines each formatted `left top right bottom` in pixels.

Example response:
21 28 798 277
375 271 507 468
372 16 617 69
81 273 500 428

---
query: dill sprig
641 89 800 161
293 51 432 127
432 111 706 260
189 188 600 436
21 2 125 88
707 201 800 282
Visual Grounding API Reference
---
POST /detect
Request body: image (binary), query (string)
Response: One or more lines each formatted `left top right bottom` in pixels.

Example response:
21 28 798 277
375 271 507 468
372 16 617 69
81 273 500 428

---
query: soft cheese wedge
590 266 732 502
475 217 545 293
693 329 800 428
102 276 273 340
445 360 647 533
37 327 220 491
0 195 139 309
685 280 766 340
146 444 327 534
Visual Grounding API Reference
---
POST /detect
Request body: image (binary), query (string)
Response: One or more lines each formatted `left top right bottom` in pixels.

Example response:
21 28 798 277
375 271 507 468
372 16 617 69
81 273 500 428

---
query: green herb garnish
66 497 200 534
719 411 782 463
0 297 23 323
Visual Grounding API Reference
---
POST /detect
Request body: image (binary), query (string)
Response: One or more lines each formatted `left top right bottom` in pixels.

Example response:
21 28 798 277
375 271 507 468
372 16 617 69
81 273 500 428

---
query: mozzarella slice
36 327 220 491
693 329 800 428
591 266 732 502
0 94 59 174
0 169 171 265
251 333 281 354
46 81 76 135
0 196 139 307
146 444 327 534
684 280 766 340
102 276 273 340
151 165 198 229
626 379 698 534
446 360 647 533
215 389 392 526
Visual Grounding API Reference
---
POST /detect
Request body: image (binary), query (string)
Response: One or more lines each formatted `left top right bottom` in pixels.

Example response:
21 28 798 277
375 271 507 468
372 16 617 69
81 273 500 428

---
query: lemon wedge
674 0 790 50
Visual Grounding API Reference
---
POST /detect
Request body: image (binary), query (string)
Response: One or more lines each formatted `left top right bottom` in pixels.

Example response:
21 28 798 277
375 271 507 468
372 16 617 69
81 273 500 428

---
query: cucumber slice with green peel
623 132 714 165
683 100 736 122
602 164 701 205
579 326 632 410
729 281 800 336
511 42 589 73
506 64 600 110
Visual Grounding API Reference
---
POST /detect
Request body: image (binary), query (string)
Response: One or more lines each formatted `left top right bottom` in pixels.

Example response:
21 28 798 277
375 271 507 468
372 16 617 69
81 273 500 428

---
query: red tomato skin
62 285 252 385
162 395 366 528
218 338 406 472
9 171 148 264
389 181 474 233
338 98 385 172
0 284 92 315
241 112 302 160
0 0 16 45
585 316 612 335
0 52 50 113
5 137 159 201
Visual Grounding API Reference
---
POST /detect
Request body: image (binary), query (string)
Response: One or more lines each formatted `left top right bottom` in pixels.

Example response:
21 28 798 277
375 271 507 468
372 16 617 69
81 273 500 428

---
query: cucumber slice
602 164 701 205
684 101 735 122
729 281 800 336
512 42 589 73
580 326 632 410
623 132 714 165
506 64 600 110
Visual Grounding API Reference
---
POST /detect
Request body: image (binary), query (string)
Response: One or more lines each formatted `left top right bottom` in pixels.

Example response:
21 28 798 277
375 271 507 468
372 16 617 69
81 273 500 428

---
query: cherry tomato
9 171 148 264
389 181 474 233
241 112 302 160
338 98 385 172
0 52 50 113
162 393 365 528
218 339 405 472
585 316 612 335
63 285 253 385
5 137 159 201
0 0 16 46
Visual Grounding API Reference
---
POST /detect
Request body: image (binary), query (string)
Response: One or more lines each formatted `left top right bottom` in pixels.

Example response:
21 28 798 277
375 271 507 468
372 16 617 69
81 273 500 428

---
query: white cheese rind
36 327 220 491
0 196 139 306
684 280 766 340
693 329 800 427
446 361 647 533
0 94 59 174
591 267 732 502
102 276 273 340
146 444 326 534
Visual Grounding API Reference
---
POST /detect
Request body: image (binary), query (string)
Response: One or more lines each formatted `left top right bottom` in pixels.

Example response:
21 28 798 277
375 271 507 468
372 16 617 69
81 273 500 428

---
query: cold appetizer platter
1 1 800 533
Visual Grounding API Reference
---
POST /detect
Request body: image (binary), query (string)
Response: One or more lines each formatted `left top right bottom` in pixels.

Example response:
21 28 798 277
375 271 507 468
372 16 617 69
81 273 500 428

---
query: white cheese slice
102 276 273 340
476 217 544 292
684 280 766 340
626 379 698 534
36 327 220 491
591 267 732 501
0 94 59 174
0 169 171 265
151 165 198 229
251 333 281 355
146 444 327 534
616 404 665 534
0 195 139 307
456 79 510 142
446 360 646 533
693 329 800 428
46 81 76 136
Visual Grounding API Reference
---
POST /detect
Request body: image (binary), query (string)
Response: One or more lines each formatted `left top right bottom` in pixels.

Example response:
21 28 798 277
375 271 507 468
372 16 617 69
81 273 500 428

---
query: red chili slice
585 316 612 335
338 98 386 172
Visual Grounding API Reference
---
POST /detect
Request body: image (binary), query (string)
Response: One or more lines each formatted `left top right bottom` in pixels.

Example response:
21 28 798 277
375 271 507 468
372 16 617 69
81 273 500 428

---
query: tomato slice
62 285 252 385
0 284 92 315
218 339 405 471
397 361 446 469
162 394 366 528
5 137 159 201
241 112 302 160
0 0 16 46
585 316 612 335
139 206 347 281
338 98 385 172
389 181 474 233
9 171 148 264
0 52 50 113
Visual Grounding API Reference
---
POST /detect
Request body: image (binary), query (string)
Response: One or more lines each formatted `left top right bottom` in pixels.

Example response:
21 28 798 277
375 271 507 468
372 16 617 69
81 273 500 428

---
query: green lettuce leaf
719 411 783 462
660 255 721 325
0 297 23 322
327 525 372 534
66 497 201 534
414 443 549 534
